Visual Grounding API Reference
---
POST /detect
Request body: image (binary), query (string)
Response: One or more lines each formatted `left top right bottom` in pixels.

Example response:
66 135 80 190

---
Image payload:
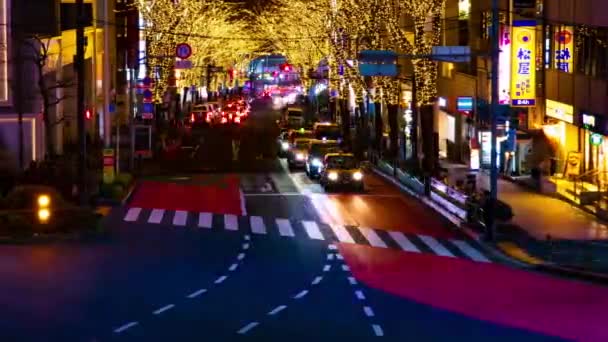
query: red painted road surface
129 176 243 215
340 244 608 342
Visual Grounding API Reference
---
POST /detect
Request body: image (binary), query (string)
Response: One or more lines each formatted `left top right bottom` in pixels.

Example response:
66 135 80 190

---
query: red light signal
281 64 291 72
85 109 92 120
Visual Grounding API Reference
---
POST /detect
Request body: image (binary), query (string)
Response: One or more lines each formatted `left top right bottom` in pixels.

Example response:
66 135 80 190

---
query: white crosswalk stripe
124 207 141 222
329 224 355 243
418 235 455 257
451 240 491 263
224 214 238 231
148 209 165 224
121 209 492 263
388 231 420 252
275 218 294 237
302 221 324 240
250 216 266 234
198 213 213 228
358 227 387 248
173 210 188 226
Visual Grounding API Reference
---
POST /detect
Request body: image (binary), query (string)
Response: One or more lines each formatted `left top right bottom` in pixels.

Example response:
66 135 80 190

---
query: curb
94 182 137 208
370 164 608 282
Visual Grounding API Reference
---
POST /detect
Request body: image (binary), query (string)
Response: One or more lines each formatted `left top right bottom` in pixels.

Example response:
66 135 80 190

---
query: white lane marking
328 244 337 250
214 275 227 284
323 264 331 272
336 254 344 260
237 322 259 335
358 227 387 248
276 218 295 237
302 221 324 240
240 189 247 216
237 253 246 260
186 288 207 298
242 243 250 250
329 224 355 243
229 263 238 271
250 216 266 234
312 276 323 285
124 207 141 222
327 253 334 260
342 264 350 272
244 234 251 241
224 214 238 231
451 240 491 263
153 304 175 315
198 212 212 228
113 321 138 334
293 290 309 299
148 209 165 224
267 305 287 316
172 210 188 226
363 306 375 317
372 324 384 337
348 276 357 285
418 235 455 257
388 231 420 252
355 290 365 300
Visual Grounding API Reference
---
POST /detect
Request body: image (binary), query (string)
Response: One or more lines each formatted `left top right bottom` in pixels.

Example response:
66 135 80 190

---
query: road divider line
153 304 175 315
197 212 212 228
240 189 247 216
250 216 267 234
348 277 357 285
237 322 259 335
237 253 246 260
372 324 384 336
267 305 287 316
451 240 491 263
355 290 366 300
114 321 138 334
124 207 141 222
148 209 165 224
276 218 295 237
302 221 324 240
242 243 250 250
293 290 308 299
418 235 455 258
229 263 238 271
358 227 387 248
312 276 323 285
224 214 238 231
363 306 375 317
327 253 334 260
342 264 350 271
329 224 355 243
172 210 188 226
186 289 207 298
214 275 227 284
323 264 331 272
388 231 420 253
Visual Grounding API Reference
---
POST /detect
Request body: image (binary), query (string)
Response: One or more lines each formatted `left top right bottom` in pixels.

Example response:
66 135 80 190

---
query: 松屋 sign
510 21 536 107
553 26 574 73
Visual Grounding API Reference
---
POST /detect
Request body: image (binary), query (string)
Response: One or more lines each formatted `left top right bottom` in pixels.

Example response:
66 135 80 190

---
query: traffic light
37 194 51 224
280 64 291 72
85 108 92 120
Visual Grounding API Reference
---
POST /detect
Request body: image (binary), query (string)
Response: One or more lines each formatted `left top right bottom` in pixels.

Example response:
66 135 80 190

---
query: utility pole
488 0 500 240
76 0 87 205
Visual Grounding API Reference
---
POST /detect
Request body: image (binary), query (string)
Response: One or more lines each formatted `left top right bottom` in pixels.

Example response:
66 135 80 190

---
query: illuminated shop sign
545 99 574 124
499 25 511 105
510 21 536 107
553 26 574 73
457 96 474 112
582 114 596 128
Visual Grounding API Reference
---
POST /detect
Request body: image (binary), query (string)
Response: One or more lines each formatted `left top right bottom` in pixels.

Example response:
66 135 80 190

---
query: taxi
319 153 364 191
287 138 312 169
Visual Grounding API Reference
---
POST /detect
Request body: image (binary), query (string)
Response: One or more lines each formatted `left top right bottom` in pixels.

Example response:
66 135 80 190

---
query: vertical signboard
553 26 574 73
510 21 536 107
103 148 115 184
499 25 512 104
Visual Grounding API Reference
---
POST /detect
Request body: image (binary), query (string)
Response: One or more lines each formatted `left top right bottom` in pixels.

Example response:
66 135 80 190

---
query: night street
1 101 607 342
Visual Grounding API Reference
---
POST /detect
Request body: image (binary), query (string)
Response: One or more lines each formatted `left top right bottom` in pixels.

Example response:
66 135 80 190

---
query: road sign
431 46 471 62
175 60 193 69
358 50 398 77
175 43 192 59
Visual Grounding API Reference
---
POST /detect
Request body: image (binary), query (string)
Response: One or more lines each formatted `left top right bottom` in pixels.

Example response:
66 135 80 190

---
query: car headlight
328 172 338 181
311 158 322 167
281 142 289 150
353 171 363 181
296 153 305 160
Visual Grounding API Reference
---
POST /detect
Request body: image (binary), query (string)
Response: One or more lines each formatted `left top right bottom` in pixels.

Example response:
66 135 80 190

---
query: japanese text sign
510 21 536 107
553 26 574 73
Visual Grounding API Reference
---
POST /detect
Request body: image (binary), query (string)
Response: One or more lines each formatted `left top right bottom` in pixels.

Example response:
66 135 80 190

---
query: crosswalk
121 207 493 263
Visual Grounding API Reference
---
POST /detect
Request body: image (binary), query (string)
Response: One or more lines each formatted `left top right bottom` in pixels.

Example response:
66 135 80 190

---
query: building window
575 26 608 79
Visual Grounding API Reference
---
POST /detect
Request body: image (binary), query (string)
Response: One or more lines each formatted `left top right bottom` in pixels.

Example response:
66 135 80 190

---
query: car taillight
190 113 195 123
221 117 228 124
234 116 241 124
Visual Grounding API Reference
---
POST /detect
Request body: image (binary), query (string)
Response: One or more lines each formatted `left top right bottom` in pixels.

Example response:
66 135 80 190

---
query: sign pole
488 0 500 241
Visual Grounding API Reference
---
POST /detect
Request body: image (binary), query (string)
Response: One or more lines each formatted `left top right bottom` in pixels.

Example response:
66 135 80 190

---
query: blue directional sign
358 50 398 77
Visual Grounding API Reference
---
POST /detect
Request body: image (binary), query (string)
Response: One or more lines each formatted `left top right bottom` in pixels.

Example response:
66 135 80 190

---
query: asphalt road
1 99 607 341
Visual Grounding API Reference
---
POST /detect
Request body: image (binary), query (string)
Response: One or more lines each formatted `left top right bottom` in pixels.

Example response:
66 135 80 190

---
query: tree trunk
419 103 436 189
387 103 399 160
373 101 383 153
339 98 351 151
